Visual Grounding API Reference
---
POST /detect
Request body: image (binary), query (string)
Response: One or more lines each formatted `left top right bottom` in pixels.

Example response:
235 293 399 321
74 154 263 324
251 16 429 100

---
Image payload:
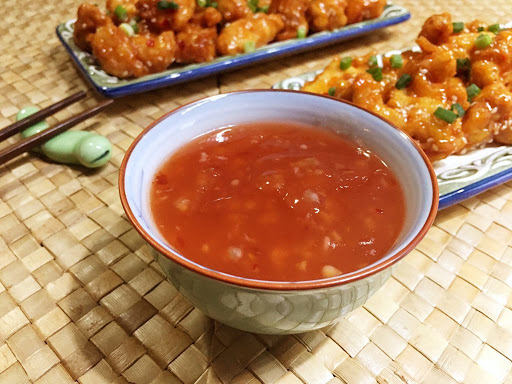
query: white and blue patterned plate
272 60 512 210
56 4 409 98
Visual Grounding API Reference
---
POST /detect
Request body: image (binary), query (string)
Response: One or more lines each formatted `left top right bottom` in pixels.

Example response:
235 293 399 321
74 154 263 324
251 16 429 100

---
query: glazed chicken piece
306 0 347 32
217 0 253 22
269 0 309 40
304 12 512 160
190 6 223 27
176 24 217 63
418 12 453 45
345 0 386 24
217 13 284 55
91 23 177 78
106 0 138 21
136 0 196 32
73 3 111 52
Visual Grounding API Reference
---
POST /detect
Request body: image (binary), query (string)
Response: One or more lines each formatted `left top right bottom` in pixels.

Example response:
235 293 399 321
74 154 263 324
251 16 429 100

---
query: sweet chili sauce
150 122 405 281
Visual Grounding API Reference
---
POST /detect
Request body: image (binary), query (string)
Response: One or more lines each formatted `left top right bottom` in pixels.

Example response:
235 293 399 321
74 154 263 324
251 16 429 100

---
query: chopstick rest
15 106 112 168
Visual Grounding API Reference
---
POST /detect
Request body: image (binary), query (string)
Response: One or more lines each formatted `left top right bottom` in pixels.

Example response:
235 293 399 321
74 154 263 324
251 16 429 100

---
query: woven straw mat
1 0 512 383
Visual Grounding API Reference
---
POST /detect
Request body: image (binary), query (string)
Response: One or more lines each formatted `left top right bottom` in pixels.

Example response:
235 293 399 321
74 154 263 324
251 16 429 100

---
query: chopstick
0 90 87 142
0 99 114 165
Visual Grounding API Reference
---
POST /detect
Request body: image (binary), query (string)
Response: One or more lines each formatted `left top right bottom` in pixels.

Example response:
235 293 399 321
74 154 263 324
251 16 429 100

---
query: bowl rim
119 89 439 291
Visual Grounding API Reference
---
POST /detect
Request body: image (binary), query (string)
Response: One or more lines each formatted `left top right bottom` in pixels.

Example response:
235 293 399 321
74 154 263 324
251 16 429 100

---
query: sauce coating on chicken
303 13 512 160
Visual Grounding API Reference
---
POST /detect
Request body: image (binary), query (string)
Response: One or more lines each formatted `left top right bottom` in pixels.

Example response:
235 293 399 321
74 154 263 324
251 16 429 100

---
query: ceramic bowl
119 90 438 334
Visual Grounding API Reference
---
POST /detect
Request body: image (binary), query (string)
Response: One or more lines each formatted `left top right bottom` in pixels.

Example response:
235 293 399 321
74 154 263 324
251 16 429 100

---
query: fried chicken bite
306 0 347 32
176 24 217 63
269 0 309 40
73 3 111 52
345 0 385 24
304 14 512 161
91 24 176 78
419 13 453 45
217 0 253 22
106 0 138 22
190 6 223 27
217 13 284 55
136 0 196 32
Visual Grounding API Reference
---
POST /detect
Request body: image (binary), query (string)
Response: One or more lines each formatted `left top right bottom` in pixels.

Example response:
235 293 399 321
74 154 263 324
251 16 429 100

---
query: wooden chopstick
0 99 114 165
0 90 87 142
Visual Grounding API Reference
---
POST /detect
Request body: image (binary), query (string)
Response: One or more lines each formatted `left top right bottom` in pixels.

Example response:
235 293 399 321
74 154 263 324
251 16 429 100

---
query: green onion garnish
434 107 458 123
328 87 336 96
297 26 307 39
339 57 352 70
119 23 134 36
477 26 484 32
114 5 127 20
451 103 465 117
157 0 179 9
475 34 492 49
129 20 139 34
243 40 256 53
211 1 218 7
390 54 403 69
488 24 501 34
466 83 481 101
259 4 269 12
456 57 470 71
395 74 412 89
368 55 378 67
367 67 383 81
452 22 464 33
456 57 471 78
247 0 258 12
197 0 207 7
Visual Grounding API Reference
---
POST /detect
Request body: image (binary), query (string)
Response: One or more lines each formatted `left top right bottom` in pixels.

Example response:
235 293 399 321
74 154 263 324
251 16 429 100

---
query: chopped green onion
258 4 269 12
247 0 258 12
210 1 218 7
451 103 465 117
456 57 471 78
328 87 336 96
129 20 139 34
157 0 179 9
390 54 403 69
339 57 352 70
477 26 484 32
434 107 458 123
475 33 492 49
488 24 501 34
243 40 256 53
456 57 470 71
297 26 307 39
197 0 207 7
368 55 378 67
466 83 481 101
452 22 464 33
119 23 134 36
366 67 383 81
114 5 127 20
395 74 412 89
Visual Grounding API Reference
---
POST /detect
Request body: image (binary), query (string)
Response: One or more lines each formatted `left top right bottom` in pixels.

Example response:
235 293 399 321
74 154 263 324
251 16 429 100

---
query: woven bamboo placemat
0 0 512 382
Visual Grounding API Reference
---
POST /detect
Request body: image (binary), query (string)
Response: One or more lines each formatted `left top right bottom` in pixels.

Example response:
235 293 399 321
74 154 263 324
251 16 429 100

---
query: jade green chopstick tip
16 107 112 168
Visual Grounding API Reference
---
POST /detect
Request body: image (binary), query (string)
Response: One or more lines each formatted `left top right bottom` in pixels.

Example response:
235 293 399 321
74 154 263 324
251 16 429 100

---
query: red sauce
150 122 405 281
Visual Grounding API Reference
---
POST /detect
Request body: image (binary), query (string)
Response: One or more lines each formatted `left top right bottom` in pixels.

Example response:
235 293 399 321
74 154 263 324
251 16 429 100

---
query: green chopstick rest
16 106 112 168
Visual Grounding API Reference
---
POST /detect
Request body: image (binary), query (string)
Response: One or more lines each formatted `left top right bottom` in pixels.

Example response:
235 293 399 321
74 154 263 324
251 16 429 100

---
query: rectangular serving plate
56 4 409 98
273 61 512 210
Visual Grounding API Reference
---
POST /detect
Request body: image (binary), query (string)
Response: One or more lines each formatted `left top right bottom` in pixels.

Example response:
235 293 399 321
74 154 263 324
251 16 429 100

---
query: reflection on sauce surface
150 122 405 281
